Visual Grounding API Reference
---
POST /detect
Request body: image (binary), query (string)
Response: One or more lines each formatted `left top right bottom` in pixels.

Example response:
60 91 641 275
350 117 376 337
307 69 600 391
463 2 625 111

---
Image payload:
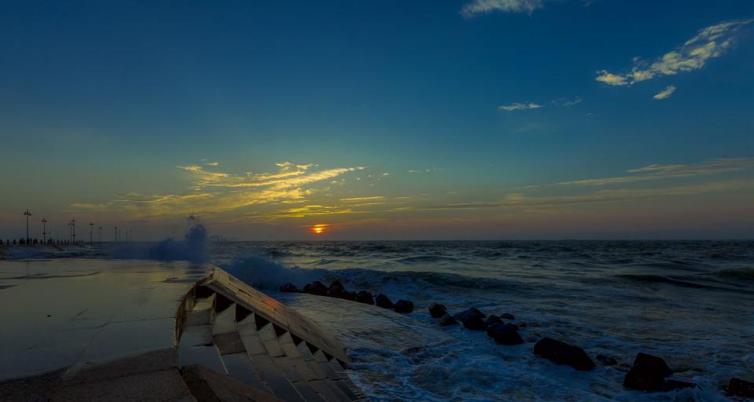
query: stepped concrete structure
0 259 363 401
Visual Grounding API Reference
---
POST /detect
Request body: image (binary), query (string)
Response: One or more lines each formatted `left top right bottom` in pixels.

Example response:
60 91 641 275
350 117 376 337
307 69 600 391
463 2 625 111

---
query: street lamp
23 209 32 244
69 219 76 244
89 222 94 245
41 218 48 243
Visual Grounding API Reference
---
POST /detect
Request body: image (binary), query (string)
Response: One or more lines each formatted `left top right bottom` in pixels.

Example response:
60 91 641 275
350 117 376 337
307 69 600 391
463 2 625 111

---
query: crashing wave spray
148 223 208 263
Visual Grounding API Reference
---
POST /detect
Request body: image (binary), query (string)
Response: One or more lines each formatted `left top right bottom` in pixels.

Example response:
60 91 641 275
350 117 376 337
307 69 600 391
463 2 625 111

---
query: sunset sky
1 0 753 240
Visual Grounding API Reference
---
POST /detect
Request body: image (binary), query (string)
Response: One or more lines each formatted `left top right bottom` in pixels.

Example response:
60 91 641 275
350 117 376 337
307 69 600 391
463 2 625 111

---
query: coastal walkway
0 259 363 401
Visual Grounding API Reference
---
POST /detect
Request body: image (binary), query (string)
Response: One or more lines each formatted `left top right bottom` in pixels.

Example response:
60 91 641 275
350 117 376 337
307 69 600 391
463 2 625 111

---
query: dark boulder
533 337 595 371
327 280 347 298
279 283 298 293
339 290 356 301
623 353 671 391
375 294 393 309
393 300 414 314
438 313 458 326
303 281 327 296
727 378 754 398
428 303 447 318
487 323 524 345
485 315 502 327
454 308 487 331
355 290 374 305
596 354 618 366
500 313 515 320
623 353 683 392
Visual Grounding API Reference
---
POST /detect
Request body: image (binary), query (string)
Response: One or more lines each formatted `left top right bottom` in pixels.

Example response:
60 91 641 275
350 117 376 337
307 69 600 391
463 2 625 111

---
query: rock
454 308 487 331
485 315 502 327
533 337 595 371
279 283 298 293
428 303 447 318
596 354 618 366
338 290 356 301
354 291 374 305
727 378 754 398
302 281 327 296
487 323 524 345
327 280 347 298
438 313 458 326
393 300 414 314
375 294 393 309
623 353 674 391
623 353 672 391
504 322 519 331
500 313 515 320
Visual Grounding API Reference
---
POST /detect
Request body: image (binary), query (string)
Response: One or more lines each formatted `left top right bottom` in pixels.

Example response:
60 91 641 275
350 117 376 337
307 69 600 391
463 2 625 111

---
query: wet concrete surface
0 259 210 381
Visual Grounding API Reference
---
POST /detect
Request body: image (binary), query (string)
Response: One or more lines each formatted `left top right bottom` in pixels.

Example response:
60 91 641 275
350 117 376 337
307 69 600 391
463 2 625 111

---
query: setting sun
309 224 328 235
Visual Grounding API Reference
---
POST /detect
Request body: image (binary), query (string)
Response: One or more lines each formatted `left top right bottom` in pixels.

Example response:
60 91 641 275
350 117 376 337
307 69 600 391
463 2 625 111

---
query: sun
309 224 328 235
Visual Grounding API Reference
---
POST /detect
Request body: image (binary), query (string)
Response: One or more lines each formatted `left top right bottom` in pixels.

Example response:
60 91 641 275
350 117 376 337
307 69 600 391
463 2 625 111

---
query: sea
3 239 754 401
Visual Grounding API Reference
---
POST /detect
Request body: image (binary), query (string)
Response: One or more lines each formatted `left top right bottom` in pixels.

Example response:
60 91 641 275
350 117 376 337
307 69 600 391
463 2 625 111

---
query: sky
1 0 753 240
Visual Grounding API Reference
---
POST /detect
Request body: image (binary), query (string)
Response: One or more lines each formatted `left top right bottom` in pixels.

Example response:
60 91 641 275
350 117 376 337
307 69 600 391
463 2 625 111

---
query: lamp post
23 209 32 244
98 226 103 243
89 222 94 245
114 226 118 242
69 219 76 244
41 218 48 243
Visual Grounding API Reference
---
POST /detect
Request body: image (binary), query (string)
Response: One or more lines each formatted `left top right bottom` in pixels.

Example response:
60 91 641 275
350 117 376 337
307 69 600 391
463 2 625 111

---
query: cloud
401 179 753 213
596 19 752 86
653 85 677 100
552 97 583 107
461 0 543 17
502 180 754 207
556 157 754 186
74 162 365 218
498 102 544 112
340 196 385 203
205 161 220 167
595 71 630 86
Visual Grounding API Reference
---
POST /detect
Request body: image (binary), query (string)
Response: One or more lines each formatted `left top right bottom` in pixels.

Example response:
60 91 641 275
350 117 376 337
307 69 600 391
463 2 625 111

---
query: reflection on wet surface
0 259 210 380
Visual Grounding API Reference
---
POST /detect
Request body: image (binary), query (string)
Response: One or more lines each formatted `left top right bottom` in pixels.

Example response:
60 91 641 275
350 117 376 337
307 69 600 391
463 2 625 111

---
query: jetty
0 259 363 401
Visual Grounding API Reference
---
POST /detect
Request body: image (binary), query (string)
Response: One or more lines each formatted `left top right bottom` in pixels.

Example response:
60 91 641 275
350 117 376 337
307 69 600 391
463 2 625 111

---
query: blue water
207 241 754 401
4 240 754 400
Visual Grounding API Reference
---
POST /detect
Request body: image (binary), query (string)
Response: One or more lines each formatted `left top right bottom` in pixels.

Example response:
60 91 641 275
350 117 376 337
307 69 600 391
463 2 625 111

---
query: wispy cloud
461 0 543 17
398 179 753 212
498 102 543 112
552 97 583 107
556 157 754 186
74 162 365 218
596 19 752 86
653 85 677 100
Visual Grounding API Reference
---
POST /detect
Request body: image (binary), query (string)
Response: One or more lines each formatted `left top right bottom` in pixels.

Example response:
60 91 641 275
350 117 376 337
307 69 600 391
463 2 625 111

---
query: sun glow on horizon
309 224 328 235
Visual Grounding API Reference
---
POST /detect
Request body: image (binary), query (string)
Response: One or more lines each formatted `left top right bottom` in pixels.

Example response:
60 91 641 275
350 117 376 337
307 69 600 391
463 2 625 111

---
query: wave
396 255 460 264
108 224 208 263
218 254 521 294
615 273 715 289
715 267 754 281
220 255 326 290
264 248 296 258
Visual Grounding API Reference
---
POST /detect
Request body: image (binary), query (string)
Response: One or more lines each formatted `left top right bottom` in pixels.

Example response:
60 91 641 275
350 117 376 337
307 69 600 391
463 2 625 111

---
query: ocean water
208 241 754 401
3 240 753 400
